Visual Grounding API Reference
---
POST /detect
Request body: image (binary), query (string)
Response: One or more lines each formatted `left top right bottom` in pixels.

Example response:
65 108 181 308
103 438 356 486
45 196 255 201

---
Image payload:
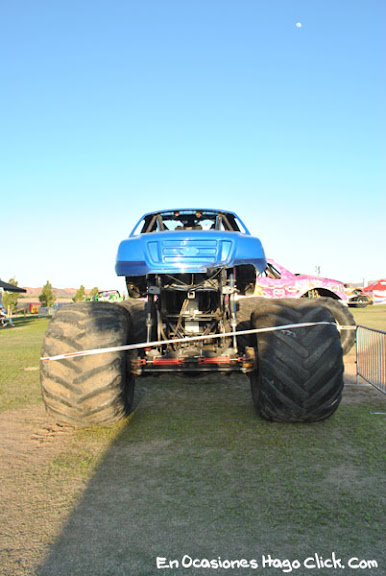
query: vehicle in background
252 259 355 354
344 286 371 308
254 259 348 301
92 290 123 303
13 302 41 314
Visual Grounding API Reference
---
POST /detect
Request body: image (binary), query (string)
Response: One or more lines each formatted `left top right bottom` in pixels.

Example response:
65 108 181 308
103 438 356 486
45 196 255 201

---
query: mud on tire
41 302 134 426
250 299 344 423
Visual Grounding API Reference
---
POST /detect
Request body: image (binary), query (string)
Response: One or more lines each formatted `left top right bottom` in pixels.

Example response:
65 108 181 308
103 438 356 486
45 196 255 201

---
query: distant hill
20 287 92 299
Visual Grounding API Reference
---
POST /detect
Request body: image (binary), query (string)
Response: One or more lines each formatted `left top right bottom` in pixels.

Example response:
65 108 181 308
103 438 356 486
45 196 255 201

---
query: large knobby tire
118 299 147 344
250 299 344 423
236 297 261 353
311 297 356 355
41 302 134 426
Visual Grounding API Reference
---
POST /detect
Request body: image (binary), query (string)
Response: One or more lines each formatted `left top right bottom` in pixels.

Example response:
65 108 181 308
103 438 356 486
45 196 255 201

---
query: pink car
251 259 355 354
254 259 348 302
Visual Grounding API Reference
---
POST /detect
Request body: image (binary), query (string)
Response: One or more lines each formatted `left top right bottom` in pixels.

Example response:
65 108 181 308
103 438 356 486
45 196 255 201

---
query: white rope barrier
41 322 356 362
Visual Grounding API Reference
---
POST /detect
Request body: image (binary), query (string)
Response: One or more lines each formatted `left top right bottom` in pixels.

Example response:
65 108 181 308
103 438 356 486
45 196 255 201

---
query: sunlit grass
351 304 386 331
0 317 49 412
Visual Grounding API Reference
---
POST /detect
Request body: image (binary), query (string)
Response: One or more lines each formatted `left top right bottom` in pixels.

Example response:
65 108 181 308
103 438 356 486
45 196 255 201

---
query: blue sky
1 0 385 290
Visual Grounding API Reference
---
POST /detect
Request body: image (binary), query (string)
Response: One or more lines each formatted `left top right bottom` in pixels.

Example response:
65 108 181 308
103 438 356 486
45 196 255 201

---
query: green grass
0 317 49 412
39 376 386 576
351 304 386 331
1 310 385 575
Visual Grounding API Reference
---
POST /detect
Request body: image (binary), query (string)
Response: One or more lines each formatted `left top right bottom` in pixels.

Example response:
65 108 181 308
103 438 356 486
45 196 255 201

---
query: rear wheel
250 299 344 423
236 297 262 353
118 299 147 342
41 302 134 426
313 297 356 355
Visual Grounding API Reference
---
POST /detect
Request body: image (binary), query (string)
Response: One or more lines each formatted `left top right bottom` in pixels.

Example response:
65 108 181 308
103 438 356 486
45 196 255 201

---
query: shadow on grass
37 375 385 576
11 316 48 328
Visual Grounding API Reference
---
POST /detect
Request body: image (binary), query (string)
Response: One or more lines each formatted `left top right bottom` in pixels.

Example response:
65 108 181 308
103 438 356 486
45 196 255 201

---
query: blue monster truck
41 209 344 426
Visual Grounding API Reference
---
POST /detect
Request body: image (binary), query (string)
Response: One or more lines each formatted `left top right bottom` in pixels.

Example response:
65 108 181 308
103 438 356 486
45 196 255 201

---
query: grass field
0 317 49 413
0 306 385 575
351 303 386 331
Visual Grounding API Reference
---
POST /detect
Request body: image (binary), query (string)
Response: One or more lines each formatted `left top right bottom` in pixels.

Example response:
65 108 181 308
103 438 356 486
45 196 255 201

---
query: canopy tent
363 279 386 292
0 280 26 293
363 279 386 305
0 280 27 311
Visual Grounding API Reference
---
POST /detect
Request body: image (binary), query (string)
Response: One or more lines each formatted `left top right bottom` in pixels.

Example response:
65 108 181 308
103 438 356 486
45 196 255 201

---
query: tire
312 297 356 355
125 276 147 299
236 297 262 353
350 295 368 308
250 299 344 423
41 302 134 426
118 299 147 343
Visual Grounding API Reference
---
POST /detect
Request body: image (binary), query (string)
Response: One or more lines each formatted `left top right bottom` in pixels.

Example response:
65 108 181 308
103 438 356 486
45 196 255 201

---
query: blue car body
115 209 266 277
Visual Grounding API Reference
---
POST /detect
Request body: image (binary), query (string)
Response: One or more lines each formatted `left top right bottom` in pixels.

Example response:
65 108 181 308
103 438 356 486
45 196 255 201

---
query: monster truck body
115 210 266 374
116 209 265 278
41 209 347 425
254 260 348 301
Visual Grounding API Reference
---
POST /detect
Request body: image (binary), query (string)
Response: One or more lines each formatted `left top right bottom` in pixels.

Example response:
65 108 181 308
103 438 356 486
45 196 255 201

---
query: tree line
1 279 99 314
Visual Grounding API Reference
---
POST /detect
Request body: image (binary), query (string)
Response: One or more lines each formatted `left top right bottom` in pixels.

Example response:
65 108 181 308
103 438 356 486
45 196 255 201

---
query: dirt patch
343 346 357 384
342 347 386 405
342 384 386 405
0 405 73 476
0 406 78 575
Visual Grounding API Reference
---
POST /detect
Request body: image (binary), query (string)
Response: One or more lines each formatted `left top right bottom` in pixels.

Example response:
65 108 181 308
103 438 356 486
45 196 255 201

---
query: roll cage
131 210 249 235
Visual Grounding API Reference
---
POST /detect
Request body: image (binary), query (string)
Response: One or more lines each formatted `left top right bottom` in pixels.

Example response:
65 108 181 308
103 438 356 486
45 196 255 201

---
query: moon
296 22 302 28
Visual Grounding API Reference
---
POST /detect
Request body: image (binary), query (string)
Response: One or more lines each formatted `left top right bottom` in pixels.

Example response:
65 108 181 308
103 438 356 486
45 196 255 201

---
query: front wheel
250 299 344 423
40 302 135 426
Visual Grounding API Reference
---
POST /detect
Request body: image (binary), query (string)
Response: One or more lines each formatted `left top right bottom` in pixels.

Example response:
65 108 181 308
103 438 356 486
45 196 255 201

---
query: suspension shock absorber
228 270 238 351
146 293 154 342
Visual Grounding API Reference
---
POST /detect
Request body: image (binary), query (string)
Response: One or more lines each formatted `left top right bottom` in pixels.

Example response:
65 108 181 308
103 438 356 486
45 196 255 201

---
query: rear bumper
135 352 256 375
